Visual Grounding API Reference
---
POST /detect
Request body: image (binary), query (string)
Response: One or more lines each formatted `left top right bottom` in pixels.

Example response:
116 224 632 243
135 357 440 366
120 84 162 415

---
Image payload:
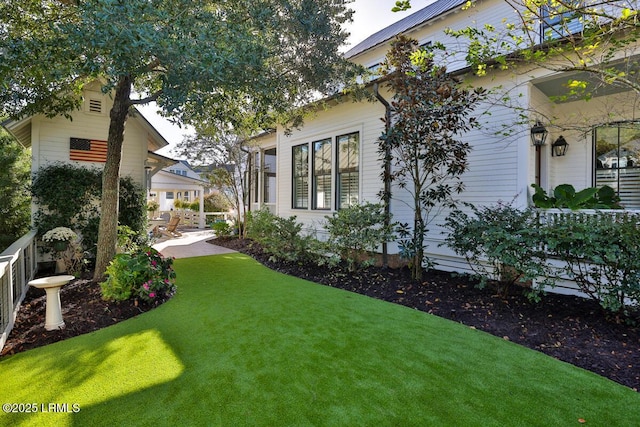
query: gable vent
88 99 102 113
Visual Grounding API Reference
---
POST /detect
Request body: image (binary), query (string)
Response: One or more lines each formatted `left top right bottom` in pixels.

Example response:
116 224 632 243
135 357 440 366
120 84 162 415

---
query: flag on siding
69 138 108 163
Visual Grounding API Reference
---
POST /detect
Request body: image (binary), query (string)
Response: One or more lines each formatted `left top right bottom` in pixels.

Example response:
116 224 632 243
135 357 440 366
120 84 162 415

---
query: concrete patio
152 229 236 259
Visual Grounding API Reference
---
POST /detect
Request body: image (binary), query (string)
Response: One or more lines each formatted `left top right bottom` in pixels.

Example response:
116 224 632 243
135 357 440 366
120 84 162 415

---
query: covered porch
149 170 209 229
528 63 640 209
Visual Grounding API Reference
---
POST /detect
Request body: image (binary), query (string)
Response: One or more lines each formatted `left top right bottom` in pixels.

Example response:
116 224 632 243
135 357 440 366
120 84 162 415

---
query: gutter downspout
374 82 392 269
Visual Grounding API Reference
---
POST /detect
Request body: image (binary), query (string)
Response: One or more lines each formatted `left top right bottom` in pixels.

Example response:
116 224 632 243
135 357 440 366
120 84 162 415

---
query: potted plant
42 227 78 273
147 200 159 219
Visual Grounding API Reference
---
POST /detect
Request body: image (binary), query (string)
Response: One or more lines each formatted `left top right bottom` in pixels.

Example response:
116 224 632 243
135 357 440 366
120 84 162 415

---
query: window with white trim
313 138 332 210
337 132 359 209
541 1 583 42
292 144 309 209
594 122 640 209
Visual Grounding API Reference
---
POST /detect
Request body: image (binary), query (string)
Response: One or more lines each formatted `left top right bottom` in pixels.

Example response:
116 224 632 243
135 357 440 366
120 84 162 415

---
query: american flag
69 138 108 163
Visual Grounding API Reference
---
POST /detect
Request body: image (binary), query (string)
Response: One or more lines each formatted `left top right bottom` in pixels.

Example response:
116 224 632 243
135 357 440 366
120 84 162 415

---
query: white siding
350 0 526 74
32 90 147 188
275 99 385 237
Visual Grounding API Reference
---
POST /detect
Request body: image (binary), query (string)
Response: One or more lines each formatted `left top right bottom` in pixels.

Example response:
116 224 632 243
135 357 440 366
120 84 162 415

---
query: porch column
198 187 205 229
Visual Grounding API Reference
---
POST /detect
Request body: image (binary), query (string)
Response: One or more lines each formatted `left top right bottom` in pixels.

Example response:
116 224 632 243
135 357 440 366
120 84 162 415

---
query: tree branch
129 90 163 105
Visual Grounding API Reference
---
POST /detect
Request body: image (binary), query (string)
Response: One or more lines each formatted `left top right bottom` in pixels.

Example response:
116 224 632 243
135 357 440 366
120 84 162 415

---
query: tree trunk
413 205 424 281
93 76 132 281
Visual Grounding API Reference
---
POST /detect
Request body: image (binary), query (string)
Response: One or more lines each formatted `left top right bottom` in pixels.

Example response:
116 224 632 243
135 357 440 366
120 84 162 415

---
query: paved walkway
152 229 236 259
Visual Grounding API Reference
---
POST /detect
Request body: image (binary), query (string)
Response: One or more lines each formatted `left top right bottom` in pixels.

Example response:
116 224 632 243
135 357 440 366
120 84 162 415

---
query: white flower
42 227 78 243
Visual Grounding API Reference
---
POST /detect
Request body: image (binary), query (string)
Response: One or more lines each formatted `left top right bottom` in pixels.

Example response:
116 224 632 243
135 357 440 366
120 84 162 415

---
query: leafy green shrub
443 202 552 298
445 200 640 315
101 246 176 303
32 163 146 257
542 212 640 314
212 221 232 238
204 192 231 212
324 202 395 271
0 131 31 251
117 225 144 254
246 208 314 263
532 183 621 210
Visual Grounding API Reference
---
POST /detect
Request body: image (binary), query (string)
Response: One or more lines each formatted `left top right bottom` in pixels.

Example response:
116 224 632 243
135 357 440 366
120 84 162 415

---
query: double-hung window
293 144 309 209
292 132 359 210
313 138 332 210
337 132 359 209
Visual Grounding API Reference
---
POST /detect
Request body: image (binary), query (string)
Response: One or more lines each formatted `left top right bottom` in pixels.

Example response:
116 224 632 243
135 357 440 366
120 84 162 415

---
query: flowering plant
101 246 176 304
42 227 77 243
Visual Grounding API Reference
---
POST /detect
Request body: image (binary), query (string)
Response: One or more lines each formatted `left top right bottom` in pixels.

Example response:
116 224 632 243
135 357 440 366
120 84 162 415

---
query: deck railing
0 230 38 353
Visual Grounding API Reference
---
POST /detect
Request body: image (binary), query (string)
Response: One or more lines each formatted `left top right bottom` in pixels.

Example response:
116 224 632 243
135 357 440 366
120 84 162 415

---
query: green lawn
1 253 639 426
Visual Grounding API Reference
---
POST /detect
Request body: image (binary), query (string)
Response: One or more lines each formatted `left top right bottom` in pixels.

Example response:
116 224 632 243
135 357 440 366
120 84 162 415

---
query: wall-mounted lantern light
531 121 549 146
551 135 569 157
144 163 153 191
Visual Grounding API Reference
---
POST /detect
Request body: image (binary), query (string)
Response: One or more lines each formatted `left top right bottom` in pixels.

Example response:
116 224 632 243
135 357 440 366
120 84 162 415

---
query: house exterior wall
29 89 147 187
274 97 386 237
254 0 640 276
246 0 540 272
167 161 202 180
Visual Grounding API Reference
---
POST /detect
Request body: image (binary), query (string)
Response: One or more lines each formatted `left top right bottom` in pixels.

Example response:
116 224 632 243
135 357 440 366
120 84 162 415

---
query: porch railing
0 230 38 353
535 207 640 225
533 208 640 297
155 210 231 228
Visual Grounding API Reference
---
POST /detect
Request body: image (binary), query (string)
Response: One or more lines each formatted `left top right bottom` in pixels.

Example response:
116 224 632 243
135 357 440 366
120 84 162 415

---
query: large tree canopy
0 0 356 279
1 0 356 126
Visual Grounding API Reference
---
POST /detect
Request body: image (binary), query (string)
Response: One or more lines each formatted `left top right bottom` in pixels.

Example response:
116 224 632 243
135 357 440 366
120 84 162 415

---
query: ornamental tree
0 0 355 279
177 131 252 237
379 36 486 280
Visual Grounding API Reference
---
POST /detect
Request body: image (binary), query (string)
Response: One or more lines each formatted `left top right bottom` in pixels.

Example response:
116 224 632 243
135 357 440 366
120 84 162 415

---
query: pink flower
143 283 149 290
151 261 157 267
149 292 156 298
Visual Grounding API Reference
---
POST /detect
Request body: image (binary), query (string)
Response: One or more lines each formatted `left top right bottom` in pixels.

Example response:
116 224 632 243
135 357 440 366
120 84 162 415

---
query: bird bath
28 275 75 331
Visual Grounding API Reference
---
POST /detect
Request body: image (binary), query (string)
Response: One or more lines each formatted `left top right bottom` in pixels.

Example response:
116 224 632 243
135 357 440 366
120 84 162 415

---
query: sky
140 0 436 156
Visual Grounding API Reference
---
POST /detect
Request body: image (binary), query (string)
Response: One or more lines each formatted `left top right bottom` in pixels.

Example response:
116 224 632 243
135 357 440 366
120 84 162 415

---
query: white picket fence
0 230 38 353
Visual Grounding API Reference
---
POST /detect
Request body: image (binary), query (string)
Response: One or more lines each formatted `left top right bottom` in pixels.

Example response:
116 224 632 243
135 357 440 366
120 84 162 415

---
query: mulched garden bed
0 271 169 357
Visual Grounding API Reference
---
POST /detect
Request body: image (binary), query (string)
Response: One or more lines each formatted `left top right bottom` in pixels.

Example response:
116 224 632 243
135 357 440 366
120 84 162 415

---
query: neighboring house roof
344 0 468 59
147 150 179 174
151 169 210 190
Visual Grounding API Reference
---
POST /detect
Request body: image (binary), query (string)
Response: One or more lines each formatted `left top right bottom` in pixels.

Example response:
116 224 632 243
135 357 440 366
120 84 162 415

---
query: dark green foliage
31 163 146 256
101 246 176 303
541 212 640 315
246 207 314 263
0 131 31 251
444 202 640 315
443 202 551 299
212 221 233 238
531 184 622 210
324 202 395 271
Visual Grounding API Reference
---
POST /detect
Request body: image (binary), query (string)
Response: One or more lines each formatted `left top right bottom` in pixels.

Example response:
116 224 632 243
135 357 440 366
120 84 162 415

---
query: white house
150 160 210 214
3 81 173 192
249 0 640 272
0 81 176 350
